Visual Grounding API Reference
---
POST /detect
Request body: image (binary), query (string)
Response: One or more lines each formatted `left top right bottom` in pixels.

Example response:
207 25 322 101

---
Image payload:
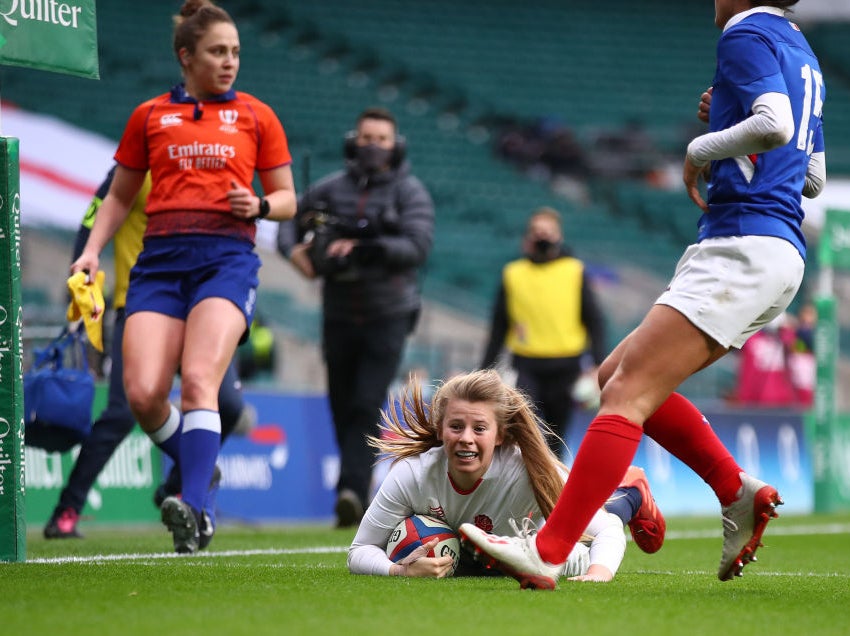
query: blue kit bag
23 327 95 453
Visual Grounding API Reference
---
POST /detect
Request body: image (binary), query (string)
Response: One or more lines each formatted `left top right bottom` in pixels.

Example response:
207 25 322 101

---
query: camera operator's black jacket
277 160 434 323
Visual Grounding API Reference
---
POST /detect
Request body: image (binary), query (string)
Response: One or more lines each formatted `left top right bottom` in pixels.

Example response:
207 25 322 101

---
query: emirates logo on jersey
219 109 239 134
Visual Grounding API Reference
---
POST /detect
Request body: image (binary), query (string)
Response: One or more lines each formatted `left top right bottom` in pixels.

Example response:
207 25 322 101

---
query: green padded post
0 136 25 562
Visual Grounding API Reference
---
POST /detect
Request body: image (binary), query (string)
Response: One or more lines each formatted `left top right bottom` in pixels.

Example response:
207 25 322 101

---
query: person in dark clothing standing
278 107 434 527
480 207 606 458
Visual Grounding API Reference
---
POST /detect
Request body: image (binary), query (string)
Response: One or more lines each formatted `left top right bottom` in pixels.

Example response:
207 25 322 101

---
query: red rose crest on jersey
474 514 493 532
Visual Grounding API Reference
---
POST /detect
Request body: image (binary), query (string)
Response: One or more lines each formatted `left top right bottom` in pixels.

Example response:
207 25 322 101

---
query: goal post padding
810 208 850 513
0 136 26 562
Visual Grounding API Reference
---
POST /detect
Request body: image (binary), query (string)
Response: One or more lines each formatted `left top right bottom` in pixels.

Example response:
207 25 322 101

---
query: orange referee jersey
114 85 291 243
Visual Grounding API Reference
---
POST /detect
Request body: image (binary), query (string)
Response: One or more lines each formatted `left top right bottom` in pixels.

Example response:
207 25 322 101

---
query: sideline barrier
585 409 813 515
23 389 338 526
23 384 161 526
166 399 817 520
24 393 814 527
213 392 338 523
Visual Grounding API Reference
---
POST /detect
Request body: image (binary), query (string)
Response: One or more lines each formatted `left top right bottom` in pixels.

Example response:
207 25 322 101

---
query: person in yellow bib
480 207 606 458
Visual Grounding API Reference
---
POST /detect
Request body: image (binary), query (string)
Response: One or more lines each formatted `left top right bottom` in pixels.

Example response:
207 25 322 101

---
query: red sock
644 393 742 506
536 414 642 565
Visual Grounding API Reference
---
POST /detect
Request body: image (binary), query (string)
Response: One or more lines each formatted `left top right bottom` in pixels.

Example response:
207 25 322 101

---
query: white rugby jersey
348 445 625 576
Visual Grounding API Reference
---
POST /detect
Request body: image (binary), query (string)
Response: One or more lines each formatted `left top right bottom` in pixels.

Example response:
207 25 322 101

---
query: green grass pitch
3 513 849 636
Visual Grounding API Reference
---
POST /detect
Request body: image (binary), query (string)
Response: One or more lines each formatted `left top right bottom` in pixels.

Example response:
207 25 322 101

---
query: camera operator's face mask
355 144 393 174
354 118 397 174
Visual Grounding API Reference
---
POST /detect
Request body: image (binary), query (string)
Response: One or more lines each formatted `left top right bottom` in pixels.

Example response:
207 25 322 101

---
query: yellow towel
66 270 106 351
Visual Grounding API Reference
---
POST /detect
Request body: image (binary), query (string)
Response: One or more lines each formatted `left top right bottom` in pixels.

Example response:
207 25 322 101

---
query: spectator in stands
45 166 247 543
277 107 434 527
494 118 546 175
348 369 665 579
540 127 589 180
541 127 591 204
588 119 660 180
71 0 296 553
730 312 798 407
788 302 816 406
495 117 589 183
480 207 606 458
793 302 816 353
731 303 817 408
493 117 590 203
461 0 826 588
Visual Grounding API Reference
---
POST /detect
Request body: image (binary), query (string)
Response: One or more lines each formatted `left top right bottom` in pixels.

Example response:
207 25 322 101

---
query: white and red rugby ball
386 514 461 575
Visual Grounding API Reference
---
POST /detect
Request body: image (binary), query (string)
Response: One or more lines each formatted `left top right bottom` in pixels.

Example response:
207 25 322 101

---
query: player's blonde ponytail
370 369 567 519
368 379 439 462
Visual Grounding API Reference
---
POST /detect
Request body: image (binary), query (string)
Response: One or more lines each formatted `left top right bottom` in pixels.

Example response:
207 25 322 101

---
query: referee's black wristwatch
257 197 271 219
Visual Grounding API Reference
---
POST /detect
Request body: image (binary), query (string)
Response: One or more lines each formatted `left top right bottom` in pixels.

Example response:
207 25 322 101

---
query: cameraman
277 107 434 527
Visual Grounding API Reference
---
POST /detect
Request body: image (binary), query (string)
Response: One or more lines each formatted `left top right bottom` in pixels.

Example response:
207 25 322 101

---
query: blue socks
179 409 221 515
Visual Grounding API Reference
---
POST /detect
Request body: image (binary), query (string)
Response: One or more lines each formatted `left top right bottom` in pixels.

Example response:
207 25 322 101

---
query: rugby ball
386 514 460 575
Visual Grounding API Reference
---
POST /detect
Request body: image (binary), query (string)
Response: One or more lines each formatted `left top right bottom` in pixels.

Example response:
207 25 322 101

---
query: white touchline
24 521 850 566
26 546 348 565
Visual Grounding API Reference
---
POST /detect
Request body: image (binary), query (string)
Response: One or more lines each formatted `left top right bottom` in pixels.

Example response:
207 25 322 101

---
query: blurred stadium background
6 0 850 406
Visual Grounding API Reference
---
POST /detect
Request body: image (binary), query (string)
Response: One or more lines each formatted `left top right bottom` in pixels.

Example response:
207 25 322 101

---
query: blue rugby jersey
699 9 825 260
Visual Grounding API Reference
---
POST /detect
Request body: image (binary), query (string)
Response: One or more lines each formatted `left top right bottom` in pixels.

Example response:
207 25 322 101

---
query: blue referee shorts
125 235 260 335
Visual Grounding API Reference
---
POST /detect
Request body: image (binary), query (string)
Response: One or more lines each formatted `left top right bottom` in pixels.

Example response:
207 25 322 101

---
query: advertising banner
23 383 161 527
213 398 814 522
173 392 339 523
607 409 814 515
24 429 161 526
0 0 99 79
24 392 816 527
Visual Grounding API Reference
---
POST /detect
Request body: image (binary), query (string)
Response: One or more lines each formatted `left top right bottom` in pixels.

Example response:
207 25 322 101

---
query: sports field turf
4 512 849 636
